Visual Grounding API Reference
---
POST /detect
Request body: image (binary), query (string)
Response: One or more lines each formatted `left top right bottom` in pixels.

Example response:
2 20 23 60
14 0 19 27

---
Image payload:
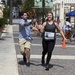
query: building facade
0 0 4 18
53 0 75 27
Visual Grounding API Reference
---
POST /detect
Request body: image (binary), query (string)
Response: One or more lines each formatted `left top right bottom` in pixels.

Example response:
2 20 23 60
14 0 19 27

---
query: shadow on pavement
52 64 64 68
18 60 41 66
18 60 26 65
0 38 5 40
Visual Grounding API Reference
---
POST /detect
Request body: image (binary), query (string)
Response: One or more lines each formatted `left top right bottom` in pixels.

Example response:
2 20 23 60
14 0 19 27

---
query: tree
3 6 9 18
22 0 34 12
2 0 22 6
16 0 22 5
22 0 34 18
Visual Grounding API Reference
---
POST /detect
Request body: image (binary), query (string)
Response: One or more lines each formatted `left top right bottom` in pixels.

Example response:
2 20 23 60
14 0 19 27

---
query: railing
53 0 75 4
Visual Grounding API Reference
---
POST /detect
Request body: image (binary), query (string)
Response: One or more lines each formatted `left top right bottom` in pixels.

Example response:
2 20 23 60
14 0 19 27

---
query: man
18 12 35 67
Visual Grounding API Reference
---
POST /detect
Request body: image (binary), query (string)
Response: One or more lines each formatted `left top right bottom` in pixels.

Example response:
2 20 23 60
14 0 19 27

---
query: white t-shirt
60 25 65 32
65 21 72 30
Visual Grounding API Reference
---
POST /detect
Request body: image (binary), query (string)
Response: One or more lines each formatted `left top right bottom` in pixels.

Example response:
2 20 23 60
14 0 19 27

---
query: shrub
3 6 9 18
0 18 8 27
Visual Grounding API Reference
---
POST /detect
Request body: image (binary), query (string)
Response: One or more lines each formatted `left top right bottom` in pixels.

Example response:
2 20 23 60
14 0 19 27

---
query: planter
0 25 5 37
0 18 8 37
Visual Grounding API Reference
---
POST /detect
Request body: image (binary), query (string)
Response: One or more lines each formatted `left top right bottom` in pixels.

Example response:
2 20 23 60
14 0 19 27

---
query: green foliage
16 0 22 5
0 18 8 26
22 0 34 12
3 6 9 18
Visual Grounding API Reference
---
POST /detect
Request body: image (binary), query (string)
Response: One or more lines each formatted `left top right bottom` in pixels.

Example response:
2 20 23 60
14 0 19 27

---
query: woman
40 12 66 70
32 17 41 36
65 18 72 43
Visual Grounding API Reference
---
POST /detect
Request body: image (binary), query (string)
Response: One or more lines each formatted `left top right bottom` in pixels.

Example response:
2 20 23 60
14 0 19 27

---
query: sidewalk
0 25 19 75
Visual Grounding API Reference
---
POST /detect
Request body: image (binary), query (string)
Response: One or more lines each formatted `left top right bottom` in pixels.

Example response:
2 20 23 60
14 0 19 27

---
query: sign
34 0 53 8
45 0 53 8
34 0 42 8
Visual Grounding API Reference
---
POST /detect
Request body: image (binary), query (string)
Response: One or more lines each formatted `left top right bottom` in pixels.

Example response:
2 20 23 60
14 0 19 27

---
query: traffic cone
62 40 66 48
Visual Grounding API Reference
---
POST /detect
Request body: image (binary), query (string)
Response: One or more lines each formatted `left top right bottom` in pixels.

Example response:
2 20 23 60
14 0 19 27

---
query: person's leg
46 40 55 64
25 48 30 63
69 32 72 42
19 39 26 62
41 39 48 64
69 37 72 42
24 41 31 66
45 40 56 70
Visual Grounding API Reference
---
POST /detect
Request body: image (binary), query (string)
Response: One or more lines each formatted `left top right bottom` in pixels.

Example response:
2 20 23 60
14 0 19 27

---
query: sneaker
26 62 30 67
41 56 45 66
23 54 26 62
45 64 49 71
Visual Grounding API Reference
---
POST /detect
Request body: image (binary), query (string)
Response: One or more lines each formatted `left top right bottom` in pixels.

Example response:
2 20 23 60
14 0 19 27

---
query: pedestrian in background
40 12 66 70
18 12 36 67
32 17 42 36
57 16 60 24
65 18 72 43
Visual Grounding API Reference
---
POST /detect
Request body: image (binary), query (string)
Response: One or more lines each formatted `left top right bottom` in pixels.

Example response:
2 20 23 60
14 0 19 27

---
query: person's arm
31 25 38 31
19 20 32 32
55 22 66 41
40 22 46 32
23 21 32 26
68 23 72 28
35 22 39 29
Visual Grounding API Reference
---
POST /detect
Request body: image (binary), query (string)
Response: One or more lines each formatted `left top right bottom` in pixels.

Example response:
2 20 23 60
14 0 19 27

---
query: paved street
13 24 75 75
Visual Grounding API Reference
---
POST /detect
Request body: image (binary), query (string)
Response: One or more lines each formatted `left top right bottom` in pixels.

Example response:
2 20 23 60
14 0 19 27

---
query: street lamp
42 0 53 23
42 0 45 23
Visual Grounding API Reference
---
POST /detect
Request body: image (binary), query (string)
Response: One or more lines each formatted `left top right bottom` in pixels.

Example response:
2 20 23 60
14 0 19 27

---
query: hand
32 27 38 31
63 37 67 42
33 18 37 23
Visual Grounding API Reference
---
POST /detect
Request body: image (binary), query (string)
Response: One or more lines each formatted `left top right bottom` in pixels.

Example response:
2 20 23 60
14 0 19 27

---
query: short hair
66 18 70 22
20 12 27 16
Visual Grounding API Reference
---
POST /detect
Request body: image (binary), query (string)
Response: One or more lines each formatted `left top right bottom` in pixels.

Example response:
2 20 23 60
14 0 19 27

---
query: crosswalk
13 25 75 61
15 43 75 48
17 54 75 60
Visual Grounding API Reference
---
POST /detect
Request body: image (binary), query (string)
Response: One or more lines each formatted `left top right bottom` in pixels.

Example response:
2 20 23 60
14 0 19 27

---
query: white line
15 43 75 47
14 36 62 39
14 37 41 39
32 44 75 47
17 54 75 60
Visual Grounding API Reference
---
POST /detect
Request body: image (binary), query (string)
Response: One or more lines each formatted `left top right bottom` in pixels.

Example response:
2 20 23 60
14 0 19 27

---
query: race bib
44 31 55 40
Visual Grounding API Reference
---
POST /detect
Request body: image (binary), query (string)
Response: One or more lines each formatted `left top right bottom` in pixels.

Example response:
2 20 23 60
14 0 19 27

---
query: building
53 0 75 27
0 0 4 18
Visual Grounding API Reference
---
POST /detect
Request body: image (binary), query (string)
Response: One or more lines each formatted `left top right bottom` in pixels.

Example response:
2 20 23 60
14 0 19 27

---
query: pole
42 0 45 24
59 0 64 27
9 0 13 24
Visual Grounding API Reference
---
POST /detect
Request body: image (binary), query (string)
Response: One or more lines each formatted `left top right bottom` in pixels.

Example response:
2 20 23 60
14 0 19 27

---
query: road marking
17 54 75 60
15 43 75 47
14 36 42 39
14 36 63 39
